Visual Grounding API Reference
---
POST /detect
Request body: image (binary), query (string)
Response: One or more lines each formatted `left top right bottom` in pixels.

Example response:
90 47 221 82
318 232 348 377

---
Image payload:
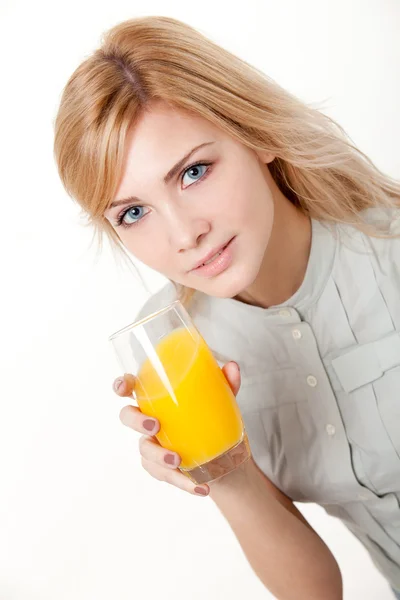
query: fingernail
194 487 208 496
113 378 124 392
164 453 176 465
143 419 157 432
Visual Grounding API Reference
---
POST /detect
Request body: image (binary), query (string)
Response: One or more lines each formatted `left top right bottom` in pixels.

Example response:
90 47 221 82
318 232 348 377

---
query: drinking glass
109 300 251 484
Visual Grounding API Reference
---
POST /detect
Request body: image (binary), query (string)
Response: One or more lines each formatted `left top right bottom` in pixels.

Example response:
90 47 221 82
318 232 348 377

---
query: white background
1 1 399 598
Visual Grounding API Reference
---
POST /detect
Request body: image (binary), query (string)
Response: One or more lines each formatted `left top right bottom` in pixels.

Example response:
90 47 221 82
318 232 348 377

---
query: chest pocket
330 331 400 494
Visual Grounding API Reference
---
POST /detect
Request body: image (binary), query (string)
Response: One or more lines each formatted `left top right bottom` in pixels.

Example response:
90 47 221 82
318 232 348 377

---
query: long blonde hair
53 15 400 309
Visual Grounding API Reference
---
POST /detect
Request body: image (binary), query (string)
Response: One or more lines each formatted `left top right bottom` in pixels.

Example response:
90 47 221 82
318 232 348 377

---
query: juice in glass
135 325 244 471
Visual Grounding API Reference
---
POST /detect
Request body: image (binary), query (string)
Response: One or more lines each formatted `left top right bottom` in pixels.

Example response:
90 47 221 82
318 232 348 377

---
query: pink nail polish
143 419 156 432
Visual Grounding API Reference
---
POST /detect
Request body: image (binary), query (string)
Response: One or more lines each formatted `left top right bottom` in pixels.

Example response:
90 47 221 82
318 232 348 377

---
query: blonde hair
53 15 400 310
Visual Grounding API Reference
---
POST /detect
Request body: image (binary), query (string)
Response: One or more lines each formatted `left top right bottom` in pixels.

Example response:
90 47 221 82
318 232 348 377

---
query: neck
234 190 312 310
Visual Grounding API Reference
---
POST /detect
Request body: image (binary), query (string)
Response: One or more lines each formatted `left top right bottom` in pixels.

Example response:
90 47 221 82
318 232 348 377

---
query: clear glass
109 300 251 484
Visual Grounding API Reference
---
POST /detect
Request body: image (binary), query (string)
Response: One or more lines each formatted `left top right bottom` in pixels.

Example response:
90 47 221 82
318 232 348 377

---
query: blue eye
116 161 213 229
182 163 208 186
116 206 147 227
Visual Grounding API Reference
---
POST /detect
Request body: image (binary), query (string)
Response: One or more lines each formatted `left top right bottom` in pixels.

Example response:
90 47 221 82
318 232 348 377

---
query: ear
255 149 276 164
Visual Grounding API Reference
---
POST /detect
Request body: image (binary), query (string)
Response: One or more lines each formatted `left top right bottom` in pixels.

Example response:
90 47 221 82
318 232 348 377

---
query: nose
165 206 211 252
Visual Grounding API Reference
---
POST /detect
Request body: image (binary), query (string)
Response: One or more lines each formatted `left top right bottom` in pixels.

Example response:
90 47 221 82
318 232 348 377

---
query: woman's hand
113 362 242 497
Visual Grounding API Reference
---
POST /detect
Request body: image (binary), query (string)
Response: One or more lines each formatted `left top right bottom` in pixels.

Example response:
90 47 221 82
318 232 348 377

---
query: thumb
221 361 241 396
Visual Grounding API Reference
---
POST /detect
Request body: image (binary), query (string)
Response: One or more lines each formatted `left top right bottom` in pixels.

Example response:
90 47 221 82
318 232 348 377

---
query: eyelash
115 161 214 229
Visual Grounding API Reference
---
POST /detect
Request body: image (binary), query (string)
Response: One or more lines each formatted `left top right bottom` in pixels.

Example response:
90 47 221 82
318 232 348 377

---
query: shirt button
325 424 336 436
292 329 302 340
279 309 291 318
306 375 318 387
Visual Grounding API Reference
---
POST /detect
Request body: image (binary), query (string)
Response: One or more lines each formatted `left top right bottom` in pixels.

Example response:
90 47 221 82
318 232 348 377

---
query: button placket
285 320 365 502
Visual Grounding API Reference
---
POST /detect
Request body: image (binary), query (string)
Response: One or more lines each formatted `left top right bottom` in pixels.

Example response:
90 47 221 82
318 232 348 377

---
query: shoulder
359 206 400 262
336 206 400 238
360 205 400 232
336 206 400 263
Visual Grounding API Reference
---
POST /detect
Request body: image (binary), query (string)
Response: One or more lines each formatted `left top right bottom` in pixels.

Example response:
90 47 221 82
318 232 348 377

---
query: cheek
119 230 169 269
217 168 272 227
210 175 248 224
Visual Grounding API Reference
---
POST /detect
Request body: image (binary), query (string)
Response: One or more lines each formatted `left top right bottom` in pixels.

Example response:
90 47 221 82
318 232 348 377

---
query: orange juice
134 326 244 470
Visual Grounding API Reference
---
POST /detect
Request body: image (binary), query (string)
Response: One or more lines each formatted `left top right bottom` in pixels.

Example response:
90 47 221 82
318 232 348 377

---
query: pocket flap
331 331 400 393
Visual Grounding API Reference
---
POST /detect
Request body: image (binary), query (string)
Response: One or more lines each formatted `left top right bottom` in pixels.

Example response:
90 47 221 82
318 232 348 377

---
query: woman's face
105 102 275 299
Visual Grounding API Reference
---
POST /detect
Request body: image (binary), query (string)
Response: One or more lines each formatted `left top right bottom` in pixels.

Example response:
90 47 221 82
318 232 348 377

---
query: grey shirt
136 207 400 590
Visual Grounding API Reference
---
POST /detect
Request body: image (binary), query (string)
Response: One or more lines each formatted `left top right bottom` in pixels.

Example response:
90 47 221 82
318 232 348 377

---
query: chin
199 263 260 299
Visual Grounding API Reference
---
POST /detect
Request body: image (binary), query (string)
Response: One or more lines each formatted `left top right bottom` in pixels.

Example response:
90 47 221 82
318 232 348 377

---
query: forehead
124 103 221 160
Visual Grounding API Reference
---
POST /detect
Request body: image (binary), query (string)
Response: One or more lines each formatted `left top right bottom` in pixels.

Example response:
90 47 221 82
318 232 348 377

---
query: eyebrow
109 141 216 209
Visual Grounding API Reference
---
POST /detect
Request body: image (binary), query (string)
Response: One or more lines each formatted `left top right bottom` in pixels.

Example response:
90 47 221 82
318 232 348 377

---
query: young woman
53 15 400 599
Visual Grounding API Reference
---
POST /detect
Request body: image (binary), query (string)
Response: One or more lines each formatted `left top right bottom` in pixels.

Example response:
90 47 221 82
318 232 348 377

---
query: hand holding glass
109 300 251 484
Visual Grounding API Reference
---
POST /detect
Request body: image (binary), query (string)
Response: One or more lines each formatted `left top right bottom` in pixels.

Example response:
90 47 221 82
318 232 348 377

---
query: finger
138 434 182 468
113 373 137 397
221 361 241 396
119 405 160 436
141 455 209 497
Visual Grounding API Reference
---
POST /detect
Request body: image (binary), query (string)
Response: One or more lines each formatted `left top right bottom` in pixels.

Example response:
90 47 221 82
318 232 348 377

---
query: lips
190 238 232 271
